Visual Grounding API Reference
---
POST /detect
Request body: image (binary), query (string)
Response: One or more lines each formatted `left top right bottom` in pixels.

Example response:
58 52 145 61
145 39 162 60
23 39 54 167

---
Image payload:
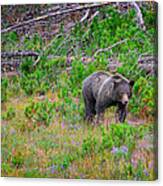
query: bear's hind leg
84 101 96 122
83 90 96 122
95 103 105 125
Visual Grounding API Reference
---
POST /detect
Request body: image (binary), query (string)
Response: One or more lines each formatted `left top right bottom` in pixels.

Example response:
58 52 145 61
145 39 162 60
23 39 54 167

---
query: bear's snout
121 94 129 105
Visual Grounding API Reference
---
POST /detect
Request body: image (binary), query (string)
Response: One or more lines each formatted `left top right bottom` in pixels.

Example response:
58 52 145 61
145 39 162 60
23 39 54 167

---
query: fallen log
1 71 20 78
1 2 111 34
1 51 39 58
138 54 157 75
1 60 21 66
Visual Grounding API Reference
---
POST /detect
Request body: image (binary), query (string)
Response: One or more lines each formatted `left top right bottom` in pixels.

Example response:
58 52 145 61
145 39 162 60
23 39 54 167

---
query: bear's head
112 74 134 105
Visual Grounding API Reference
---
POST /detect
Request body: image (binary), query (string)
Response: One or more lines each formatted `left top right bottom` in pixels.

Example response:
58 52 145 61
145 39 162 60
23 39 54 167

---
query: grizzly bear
82 71 134 124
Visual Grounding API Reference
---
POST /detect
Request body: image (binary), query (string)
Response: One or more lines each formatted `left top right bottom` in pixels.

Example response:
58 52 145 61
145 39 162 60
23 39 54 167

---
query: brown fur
82 71 134 124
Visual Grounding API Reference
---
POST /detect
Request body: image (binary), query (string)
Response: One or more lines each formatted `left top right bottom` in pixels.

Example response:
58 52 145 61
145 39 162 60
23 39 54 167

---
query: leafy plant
24 99 56 126
2 107 16 120
1 78 9 102
82 134 98 156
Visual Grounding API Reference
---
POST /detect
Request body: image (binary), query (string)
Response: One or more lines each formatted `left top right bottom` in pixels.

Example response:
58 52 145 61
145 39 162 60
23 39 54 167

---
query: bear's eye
120 92 124 96
127 92 131 97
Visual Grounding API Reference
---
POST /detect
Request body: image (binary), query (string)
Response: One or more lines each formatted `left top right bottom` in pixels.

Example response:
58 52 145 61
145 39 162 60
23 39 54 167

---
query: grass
1 88 156 180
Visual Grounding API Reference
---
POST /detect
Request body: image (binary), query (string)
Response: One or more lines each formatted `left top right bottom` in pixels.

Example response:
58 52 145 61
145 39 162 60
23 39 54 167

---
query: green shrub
24 99 56 126
82 124 145 158
1 78 9 102
129 76 156 117
82 134 98 156
2 107 16 120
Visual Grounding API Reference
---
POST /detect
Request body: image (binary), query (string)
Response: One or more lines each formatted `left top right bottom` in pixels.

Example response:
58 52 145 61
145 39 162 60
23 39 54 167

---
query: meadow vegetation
1 3 157 180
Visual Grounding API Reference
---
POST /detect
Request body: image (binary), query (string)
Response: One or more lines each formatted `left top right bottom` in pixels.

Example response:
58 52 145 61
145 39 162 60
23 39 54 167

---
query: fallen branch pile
1 2 149 77
1 2 111 34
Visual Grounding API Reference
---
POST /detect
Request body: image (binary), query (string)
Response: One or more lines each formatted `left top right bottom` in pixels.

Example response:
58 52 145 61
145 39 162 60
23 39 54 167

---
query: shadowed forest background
1 2 158 180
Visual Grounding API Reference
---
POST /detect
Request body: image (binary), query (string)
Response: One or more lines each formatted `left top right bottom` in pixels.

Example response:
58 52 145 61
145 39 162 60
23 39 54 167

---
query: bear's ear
129 80 134 87
112 75 122 83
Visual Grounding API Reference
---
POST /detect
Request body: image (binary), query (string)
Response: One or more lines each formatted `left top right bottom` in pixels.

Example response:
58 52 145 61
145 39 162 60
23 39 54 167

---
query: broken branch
131 2 146 31
80 9 90 23
1 51 39 58
88 11 99 23
94 38 128 56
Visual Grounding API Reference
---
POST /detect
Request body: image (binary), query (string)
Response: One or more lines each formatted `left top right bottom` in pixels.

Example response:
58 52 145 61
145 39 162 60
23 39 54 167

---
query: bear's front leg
95 112 104 125
115 104 127 123
119 108 127 123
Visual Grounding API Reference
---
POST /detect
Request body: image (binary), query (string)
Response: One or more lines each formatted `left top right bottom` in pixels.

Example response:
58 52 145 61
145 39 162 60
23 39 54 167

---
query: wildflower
69 124 81 130
76 142 80 146
111 146 119 154
10 128 16 135
51 164 56 174
143 169 149 176
49 98 55 103
61 122 65 129
61 165 65 170
71 140 75 145
120 146 128 154
131 159 137 168
32 109 35 113
148 160 153 169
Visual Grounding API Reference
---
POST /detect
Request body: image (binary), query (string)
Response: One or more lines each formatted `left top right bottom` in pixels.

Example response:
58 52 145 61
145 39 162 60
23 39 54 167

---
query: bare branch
88 11 99 23
131 2 146 31
33 8 91 67
1 51 39 58
80 9 90 23
1 2 111 34
94 39 128 56
33 33 63 66
1 60 21 66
